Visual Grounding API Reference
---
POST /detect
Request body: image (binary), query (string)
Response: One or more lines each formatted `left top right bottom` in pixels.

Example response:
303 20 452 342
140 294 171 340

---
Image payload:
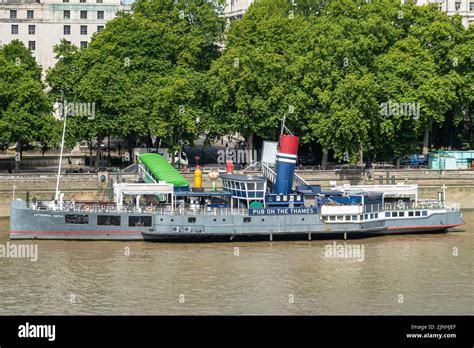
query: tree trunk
14 141 21 172
358 143 364 166
95 134 103 170
107 135 111 166
247 132 254 164
422 126 429 155
321 149 328 170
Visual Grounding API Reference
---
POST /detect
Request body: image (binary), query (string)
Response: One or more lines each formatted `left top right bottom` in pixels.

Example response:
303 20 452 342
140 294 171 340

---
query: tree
0 40 58 171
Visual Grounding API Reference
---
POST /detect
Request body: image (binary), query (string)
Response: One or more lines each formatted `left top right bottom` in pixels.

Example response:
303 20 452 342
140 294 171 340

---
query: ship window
374 213 378 219
322 216 328 221
329 216 336 221
385 212 390 217
370 213 374 219
345 215 350 221
188 217 196 223
399 212 405 217
360 215 363 220
364 214 368 220
422 211 427 216
352 215 357 221
392 212 398 217
243 217 251 223
283 196 288 201
171 219 174 222
97 215 121 226
247 183 255 190
276 196 281 202
257 182 264 190
262 218 265 221
302 218 305 221
408 211 414 217
65 214 89 224
129 216 152 227
415 211 421 216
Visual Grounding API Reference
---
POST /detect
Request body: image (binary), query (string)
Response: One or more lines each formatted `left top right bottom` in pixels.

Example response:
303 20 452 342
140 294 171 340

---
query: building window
80 0 86 2
28 41 36 51
64 25 71 35
63 0 69 2
27 10 34 19
10 10 17 19
97 11 104 20
64 10 70 19
80 26 88 35
80 11 88 19
97 25 104 32
97 215 121 226
11 25 18 35
80 41 88 48
470 2 474 11
128 216 152 227
65 214 89 224
97 0 103 3
28 25 35 35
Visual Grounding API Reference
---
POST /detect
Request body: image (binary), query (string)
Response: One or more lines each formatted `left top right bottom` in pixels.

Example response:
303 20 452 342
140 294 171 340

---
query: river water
0 212 472 315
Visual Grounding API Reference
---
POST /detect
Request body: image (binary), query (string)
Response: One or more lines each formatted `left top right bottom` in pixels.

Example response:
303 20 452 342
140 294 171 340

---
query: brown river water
0 213 472 315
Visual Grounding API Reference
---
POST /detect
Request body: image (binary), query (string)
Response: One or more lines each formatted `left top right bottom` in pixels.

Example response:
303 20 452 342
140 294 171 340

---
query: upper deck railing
28 199 460 216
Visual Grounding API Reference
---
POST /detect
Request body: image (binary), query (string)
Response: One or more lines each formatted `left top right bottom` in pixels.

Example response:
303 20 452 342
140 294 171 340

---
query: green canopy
139 153 189 187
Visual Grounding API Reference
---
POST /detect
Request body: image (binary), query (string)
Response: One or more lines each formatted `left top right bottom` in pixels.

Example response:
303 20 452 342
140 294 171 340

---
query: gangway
138 153 189 188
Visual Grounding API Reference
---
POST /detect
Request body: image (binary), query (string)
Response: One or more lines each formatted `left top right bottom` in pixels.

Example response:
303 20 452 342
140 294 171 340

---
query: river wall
1 169 474 216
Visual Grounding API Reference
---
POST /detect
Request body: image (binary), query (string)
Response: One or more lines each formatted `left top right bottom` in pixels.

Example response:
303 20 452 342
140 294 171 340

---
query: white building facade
412 0 474 27
0 0 130 71
223 0 474 27
222 0 252 20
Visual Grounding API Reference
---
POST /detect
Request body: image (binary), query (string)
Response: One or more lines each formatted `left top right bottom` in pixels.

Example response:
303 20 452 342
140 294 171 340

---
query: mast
55 100 67 202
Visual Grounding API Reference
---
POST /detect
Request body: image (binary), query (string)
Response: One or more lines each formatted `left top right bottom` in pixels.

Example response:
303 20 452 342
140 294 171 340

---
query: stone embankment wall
1 169 474 216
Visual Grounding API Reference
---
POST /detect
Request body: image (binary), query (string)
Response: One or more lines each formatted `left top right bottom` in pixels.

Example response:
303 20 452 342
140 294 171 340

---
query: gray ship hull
9 200 464 241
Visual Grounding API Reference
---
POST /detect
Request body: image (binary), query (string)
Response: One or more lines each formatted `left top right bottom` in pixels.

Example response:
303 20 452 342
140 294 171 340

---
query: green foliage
0 41 59 154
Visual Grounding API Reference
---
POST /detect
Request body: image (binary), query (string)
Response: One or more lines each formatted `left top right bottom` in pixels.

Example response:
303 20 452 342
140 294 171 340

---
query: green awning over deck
139 153 189 187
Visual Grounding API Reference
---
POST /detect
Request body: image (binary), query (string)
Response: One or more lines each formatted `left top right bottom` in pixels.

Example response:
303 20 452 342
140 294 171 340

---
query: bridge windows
129 216 152 227
98 215 121 226
65 214 89 224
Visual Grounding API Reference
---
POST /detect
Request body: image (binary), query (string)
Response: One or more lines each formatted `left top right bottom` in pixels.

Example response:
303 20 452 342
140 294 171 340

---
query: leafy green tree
0 40 58 171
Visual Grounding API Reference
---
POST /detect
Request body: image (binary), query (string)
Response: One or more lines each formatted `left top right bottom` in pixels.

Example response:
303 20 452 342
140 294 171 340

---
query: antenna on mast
280 106 294 136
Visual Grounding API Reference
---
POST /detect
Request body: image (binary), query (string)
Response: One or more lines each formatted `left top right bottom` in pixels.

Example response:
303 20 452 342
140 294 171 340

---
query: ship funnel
272 134 299 194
